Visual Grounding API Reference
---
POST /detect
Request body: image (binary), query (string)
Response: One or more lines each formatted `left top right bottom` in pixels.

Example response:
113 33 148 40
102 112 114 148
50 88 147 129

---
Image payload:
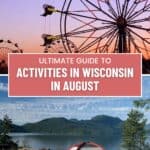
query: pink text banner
9 54 141 97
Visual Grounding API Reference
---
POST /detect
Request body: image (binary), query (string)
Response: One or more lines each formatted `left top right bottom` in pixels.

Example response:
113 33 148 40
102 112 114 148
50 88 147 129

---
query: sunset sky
0 0 150 55
0 0 57 52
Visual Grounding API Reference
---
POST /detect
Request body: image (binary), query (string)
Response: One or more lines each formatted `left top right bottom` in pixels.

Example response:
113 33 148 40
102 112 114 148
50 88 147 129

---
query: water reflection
11 133 121 150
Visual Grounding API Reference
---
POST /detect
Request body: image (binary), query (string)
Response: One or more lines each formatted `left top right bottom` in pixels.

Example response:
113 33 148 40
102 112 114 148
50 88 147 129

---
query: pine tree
134 99 150 110
122 109 147 150
0 115 12 144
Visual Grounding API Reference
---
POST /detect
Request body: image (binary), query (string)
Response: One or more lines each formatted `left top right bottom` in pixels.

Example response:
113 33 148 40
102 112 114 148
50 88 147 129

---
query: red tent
68 142 105 150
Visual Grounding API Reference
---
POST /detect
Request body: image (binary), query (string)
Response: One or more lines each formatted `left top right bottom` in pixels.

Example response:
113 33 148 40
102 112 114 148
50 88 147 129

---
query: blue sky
0 76 150 125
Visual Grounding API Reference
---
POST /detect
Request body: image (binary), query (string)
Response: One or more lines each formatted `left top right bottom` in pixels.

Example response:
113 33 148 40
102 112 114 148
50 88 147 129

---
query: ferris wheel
41 0 150 73
0 39 23 74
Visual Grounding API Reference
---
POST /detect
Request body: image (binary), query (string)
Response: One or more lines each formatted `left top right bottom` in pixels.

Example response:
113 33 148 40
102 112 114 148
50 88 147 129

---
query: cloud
0 96 150 125
0 98 139 125
0 83 8 92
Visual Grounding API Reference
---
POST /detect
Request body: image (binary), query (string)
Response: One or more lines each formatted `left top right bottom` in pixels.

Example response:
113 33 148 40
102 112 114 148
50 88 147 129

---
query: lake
11 133 121 150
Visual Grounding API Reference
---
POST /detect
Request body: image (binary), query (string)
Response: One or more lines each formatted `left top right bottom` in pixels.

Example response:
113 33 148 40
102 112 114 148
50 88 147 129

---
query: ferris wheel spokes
41 0 150 55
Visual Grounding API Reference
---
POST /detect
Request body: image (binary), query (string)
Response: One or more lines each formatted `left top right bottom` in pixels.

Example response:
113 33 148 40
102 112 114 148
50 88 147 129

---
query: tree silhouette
0 115 12 144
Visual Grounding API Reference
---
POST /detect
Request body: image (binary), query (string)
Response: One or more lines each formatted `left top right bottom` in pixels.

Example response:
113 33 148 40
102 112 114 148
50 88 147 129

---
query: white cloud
0 98 137 125
0 83 8 92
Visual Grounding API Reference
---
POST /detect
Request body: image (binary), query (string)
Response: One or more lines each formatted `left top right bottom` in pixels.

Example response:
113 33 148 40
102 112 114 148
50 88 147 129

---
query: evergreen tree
134 99 150 110
122 109 147 150
0 115 12 144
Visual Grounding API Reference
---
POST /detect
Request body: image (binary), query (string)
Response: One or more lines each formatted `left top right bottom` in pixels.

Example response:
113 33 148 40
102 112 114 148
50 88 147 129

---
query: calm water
11 133 121 150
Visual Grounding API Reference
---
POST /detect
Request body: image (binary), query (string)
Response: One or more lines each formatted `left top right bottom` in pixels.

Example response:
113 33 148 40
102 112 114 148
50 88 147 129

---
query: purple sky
0 0 50 52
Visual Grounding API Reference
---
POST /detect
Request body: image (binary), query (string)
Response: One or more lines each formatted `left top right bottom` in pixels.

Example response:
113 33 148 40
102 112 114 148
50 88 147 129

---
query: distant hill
0 115 123 137
23 115 123 137
0 120 25 133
